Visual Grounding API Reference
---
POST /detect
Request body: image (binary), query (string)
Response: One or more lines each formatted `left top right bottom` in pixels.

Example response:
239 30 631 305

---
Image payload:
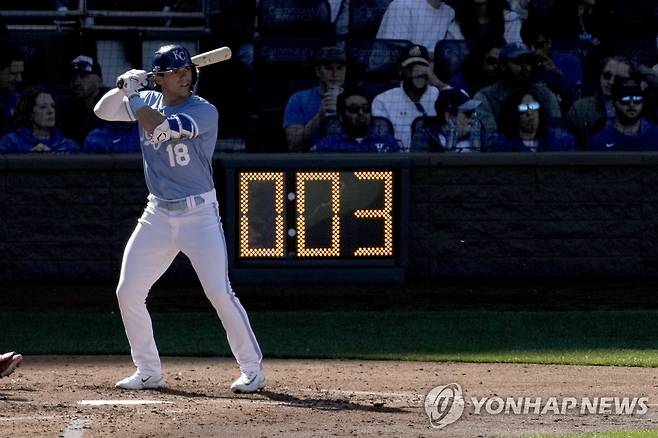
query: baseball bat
191 46 232 67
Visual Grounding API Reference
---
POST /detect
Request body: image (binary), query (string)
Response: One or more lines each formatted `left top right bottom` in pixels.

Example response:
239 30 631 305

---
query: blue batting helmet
152 44 197 86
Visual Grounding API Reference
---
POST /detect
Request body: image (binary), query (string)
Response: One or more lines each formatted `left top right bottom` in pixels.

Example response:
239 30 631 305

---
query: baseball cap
71 55 102 76
611 78 644 100
401 44 430 68
499 42 533 61
315 46 346 65
435 88 482 114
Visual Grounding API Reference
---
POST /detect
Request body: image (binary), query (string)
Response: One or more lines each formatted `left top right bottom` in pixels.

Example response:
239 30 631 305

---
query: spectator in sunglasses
473 42 562 148
588 78 658 151
488 88 575 152
566 56 633 148
312 87 400 152
449 38 505 96
411 88 484 152
520 18 584 114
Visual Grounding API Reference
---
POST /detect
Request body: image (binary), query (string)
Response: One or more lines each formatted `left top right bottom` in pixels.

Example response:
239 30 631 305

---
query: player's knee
205 285 235 306
115 282 142 306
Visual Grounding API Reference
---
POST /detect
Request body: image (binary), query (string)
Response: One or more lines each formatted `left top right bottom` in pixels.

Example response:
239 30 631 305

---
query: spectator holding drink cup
283 46 347 151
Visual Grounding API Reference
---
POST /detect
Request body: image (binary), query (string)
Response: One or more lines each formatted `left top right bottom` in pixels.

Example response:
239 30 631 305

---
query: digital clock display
236 170 396 260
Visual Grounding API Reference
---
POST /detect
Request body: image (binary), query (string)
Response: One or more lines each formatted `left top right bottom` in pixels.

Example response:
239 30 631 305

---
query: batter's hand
116 69 149 98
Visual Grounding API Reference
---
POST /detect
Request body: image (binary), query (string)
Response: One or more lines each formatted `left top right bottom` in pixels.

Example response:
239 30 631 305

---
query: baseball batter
94 45 265 392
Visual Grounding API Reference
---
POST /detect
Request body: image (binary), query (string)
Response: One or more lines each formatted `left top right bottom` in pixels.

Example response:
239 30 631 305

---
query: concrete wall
1 153 657 282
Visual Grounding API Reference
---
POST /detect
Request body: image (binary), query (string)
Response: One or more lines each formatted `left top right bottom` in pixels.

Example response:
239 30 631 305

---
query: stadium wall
1 153 657 282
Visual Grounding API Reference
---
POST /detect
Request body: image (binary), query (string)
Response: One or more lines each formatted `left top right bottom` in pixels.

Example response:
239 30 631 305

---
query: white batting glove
116 69 149 98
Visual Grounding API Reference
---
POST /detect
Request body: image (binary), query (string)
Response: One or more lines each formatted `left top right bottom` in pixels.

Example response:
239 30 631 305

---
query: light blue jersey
125 90 219 200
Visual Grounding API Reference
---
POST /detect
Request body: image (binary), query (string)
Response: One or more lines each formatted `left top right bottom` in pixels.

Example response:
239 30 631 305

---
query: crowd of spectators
0 45 139 154
0 0 657 154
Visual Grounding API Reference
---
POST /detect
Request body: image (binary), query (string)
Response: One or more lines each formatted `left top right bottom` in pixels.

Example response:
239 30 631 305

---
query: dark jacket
312 132 400 152
489 128 576 152
588 119 658 151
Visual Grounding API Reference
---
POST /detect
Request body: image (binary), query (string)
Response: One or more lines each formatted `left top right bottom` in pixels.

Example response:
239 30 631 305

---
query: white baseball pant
116 189 262 376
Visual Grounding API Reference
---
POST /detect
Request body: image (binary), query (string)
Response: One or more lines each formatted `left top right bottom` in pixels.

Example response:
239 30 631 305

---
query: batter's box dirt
1 356 657 437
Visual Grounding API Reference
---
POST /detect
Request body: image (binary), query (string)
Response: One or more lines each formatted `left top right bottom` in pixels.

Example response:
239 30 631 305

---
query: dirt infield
1 357 657 437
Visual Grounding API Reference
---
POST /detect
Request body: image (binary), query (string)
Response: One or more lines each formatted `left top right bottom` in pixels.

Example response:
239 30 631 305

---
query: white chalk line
206 398 310 408
301 388 419 398
62 415 92 438
0 415 65 422
78 399 174 406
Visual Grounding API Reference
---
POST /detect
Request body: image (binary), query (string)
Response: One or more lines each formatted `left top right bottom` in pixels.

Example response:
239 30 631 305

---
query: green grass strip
4 311 658 366
525 430 658 438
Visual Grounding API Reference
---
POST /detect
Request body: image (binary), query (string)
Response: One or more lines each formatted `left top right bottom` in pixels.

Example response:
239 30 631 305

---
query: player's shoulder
187 95 218 116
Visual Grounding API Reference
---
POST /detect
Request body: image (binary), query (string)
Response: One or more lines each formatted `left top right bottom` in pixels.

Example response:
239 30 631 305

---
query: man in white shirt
372 44 441 150
376 0 459 52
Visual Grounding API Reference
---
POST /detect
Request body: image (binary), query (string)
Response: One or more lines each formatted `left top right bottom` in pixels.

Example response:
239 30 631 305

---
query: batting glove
116 69 149 98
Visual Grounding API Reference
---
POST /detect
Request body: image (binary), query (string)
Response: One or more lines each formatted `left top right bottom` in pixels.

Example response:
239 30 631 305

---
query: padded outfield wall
1 153 657 283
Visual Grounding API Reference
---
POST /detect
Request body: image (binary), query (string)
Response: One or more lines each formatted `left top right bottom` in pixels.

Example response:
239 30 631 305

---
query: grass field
4 310 658 367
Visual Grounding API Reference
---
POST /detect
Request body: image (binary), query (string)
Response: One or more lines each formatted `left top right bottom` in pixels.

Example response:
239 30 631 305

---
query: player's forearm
133 105 166 135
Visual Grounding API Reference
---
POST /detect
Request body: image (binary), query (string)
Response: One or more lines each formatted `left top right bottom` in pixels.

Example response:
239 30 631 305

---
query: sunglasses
517 101 540 113
461 110 476 118
345 104 371 114
618 95 644 105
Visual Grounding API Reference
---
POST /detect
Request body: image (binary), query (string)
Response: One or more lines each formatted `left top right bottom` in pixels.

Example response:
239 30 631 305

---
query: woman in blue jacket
0 86 79 153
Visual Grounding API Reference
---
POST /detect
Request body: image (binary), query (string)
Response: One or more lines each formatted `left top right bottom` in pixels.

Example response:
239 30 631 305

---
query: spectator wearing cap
566 56 658 148
411 88 484 152
376 0 460 54
489 87 575 152
312 87 400 153
372 44 440 151
0 41 25 138
58 55 110 145
473 42 562 148
587 78 658 151
283 46 347 152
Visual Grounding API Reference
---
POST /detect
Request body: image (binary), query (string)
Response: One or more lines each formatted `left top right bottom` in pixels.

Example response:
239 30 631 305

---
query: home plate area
1 356 657 437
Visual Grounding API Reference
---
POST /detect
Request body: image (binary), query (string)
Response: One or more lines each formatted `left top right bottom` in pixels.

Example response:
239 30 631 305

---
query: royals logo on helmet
173 50 187 61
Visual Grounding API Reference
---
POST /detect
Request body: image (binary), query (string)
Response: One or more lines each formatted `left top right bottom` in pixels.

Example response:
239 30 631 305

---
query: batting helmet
152 45 198 84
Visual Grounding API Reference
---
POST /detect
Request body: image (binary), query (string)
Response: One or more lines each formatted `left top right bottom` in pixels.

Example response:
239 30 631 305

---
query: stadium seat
347 0 393 38
257 0 334 37
433 39 470 83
